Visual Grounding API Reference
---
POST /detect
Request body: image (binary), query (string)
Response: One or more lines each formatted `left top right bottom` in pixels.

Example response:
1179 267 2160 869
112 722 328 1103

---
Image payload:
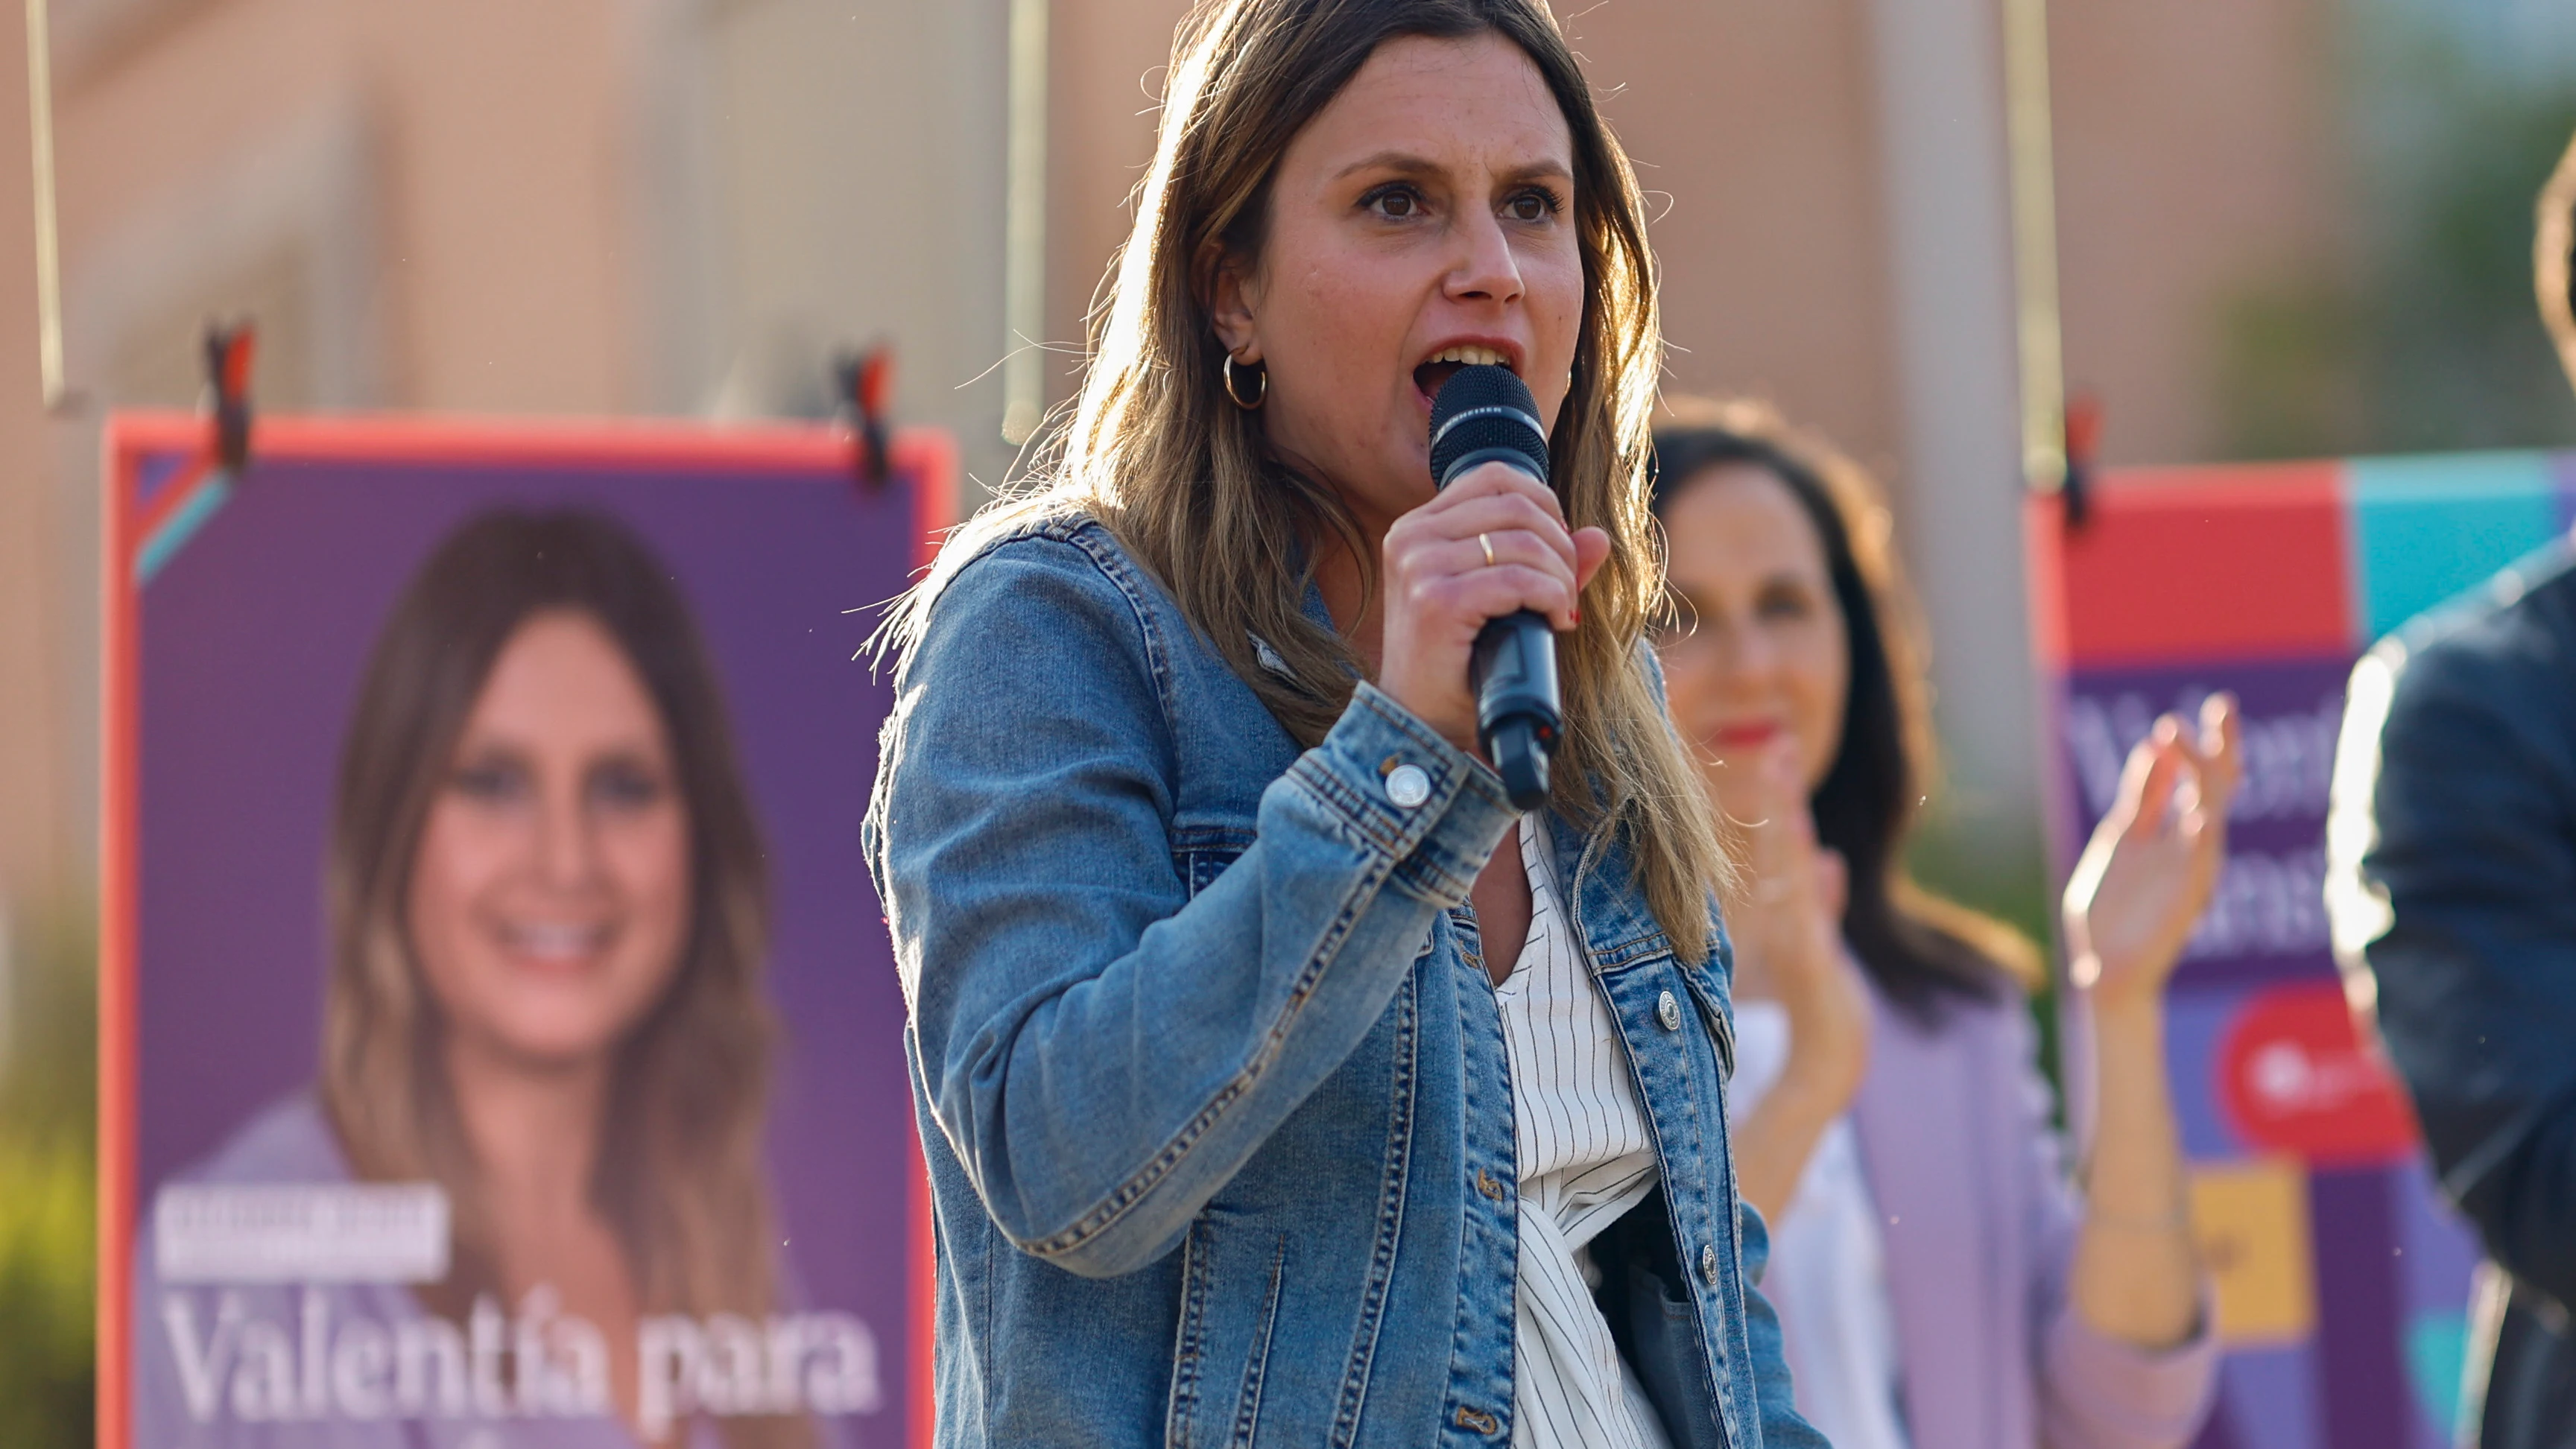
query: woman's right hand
2063 693 2241 1012
1722 740 1870 1121
1377 461 1610 752
1718 742 1870 1225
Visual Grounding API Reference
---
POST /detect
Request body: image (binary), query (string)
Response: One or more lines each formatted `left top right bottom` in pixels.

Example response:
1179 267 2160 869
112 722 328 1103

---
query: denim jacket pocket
1601 943 1736 1083
1674 968 1737 1082
1167 1208 1291 1449
1591 1186 1734 1449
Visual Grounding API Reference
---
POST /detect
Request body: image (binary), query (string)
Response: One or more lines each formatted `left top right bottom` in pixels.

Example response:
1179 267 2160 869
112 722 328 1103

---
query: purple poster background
2051 655 2348 991
2047 650 2479 1449
131 447 924 1445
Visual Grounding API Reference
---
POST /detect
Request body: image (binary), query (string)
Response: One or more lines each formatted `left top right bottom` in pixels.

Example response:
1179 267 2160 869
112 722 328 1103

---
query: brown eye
1756 583 1816 623
588 758 668 814
1364 184 1423 220
451 757 529 805
1504 189 1559 223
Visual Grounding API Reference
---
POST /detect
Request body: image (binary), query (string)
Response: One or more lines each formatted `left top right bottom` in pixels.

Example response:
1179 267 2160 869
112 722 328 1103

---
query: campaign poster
2027 451 2576 1449
99 413 956 1449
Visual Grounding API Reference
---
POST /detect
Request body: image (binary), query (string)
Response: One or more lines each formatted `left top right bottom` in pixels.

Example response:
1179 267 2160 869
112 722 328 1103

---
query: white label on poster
156 1183 451 1284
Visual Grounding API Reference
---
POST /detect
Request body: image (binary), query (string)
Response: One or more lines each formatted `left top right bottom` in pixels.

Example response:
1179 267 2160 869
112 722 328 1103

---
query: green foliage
0 1136 95 1447
2213 10 2576 460
0 904 98 1449
2361 48 2576 454
1905 811 2067 1115
1905 811 2055 958
2213 282 2368 462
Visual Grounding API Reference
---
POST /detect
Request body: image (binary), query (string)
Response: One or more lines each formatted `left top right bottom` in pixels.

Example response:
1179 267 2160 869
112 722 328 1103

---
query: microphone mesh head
1429 364 1549 486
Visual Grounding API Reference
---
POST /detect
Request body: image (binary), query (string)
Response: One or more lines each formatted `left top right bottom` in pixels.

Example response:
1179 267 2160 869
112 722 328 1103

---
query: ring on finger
1478 533 1496 568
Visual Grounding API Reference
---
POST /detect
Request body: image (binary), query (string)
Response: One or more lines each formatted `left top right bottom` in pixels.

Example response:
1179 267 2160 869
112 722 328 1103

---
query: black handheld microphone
1428 364 1562 811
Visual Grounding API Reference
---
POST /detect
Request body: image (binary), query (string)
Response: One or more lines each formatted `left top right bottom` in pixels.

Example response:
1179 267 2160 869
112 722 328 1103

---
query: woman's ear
2538 127 2576 399
1200 240 1262 362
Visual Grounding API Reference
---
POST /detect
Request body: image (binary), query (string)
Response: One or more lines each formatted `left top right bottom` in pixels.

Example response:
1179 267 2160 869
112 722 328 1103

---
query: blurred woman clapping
1651 398 2233 1449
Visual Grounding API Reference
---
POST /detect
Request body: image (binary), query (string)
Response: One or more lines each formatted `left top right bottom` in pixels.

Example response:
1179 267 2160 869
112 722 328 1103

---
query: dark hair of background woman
1651 399 2040 1021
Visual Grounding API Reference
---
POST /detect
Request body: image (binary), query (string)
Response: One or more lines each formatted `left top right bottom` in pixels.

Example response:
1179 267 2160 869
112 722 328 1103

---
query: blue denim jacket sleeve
865 535 1519 1278
1741 1195 1831 1447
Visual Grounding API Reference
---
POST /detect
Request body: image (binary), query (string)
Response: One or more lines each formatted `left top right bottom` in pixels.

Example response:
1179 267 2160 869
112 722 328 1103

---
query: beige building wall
1 5 69 912
0 0 1016 922
55 0 641 418
4 0 662 925
2052 0 2349 467
1044 0 1186 405
0 0 2357 922
48 0 1022 430
686 0 1011 481
1578 0 1902 480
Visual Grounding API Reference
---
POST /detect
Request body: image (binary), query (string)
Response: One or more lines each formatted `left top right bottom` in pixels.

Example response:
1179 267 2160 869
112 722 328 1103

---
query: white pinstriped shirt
1497 814 1674 1449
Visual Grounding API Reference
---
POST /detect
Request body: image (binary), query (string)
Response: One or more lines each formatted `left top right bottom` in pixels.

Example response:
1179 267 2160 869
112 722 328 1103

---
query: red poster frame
97 411 958 1449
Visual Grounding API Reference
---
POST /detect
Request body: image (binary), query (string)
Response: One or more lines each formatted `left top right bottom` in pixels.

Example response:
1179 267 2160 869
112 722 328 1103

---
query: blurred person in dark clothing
2323 127 2576 1449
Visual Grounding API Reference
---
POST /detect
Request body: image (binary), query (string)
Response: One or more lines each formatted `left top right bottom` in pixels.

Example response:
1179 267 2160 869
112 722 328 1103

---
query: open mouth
1412 344 1513 402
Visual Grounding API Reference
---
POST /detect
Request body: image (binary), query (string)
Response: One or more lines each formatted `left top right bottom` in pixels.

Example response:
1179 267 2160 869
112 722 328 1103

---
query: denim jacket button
1700 1240 1721 1288
1656 989 1681 1031
1384 763 1431 808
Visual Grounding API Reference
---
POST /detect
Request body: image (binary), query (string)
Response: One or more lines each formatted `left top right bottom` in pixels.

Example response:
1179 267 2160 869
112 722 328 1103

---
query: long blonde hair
890 0 1727 959
320 510 803 1448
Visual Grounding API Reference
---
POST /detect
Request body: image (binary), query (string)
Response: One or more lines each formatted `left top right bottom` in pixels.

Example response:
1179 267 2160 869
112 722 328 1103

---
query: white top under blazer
1730 998 1911 1449
1499 813 1674 1449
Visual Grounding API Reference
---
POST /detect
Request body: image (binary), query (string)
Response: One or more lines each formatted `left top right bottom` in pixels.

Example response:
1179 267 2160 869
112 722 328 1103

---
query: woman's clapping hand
1728 741 1867 1108
2062 693 2242 1012
2063 693 2238 1350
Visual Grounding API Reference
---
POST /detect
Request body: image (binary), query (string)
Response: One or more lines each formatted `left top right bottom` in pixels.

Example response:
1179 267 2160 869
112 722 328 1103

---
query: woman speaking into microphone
865 2 1818 1445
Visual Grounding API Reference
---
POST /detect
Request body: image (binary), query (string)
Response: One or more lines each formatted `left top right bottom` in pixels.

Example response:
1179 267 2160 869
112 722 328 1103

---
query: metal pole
2001 0 2066 492
23 0 63 410
1000 0 1048 446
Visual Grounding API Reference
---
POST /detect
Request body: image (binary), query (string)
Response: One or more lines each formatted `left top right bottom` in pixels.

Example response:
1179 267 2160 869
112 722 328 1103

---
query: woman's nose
1708 619 1779 691
1446 209 1525 306
534 783 600 887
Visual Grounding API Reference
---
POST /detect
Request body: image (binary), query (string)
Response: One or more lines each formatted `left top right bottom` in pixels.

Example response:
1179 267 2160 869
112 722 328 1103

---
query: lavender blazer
1846 977 2219 1449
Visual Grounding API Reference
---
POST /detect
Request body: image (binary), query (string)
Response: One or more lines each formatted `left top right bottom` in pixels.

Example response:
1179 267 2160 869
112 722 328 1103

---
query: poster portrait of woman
136 510 872 1448
104 421 950 1449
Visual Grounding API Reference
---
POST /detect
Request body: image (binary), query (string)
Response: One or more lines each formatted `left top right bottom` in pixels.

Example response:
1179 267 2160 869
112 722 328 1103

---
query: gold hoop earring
1224 353 1267 410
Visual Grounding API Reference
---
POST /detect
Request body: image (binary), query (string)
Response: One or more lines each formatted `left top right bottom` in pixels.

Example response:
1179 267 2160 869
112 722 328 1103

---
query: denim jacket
864 514 1823 1448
